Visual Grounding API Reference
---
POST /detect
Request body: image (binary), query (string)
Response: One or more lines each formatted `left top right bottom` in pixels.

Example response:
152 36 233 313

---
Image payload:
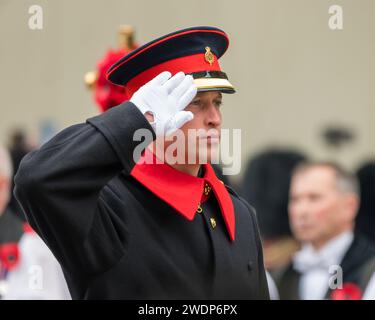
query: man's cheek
313 209 329 227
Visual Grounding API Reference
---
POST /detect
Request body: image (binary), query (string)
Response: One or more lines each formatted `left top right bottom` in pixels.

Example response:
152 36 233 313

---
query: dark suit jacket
275 234 375 299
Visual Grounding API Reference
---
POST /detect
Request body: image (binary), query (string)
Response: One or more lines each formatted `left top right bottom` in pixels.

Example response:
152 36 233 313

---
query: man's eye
191 100 201 106
214 100 223 108
309 194 322 202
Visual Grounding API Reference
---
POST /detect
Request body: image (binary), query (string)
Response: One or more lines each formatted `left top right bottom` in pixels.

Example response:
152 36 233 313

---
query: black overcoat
14 102 269 300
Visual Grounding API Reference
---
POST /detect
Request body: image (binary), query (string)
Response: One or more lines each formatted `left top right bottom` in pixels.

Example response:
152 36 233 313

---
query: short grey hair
0 145 13 179
292 161 360 197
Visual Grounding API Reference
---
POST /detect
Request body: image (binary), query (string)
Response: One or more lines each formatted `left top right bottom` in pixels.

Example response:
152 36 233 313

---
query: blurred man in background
0 145 70 299
0 144 23 297
275 162 375 300
7 129 33 222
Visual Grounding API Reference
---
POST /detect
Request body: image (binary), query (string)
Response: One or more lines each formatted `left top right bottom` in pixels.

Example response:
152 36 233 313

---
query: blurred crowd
0 131 70 299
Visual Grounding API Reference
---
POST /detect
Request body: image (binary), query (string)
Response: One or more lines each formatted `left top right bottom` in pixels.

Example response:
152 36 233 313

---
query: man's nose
293 201 311 219
205 103 221 127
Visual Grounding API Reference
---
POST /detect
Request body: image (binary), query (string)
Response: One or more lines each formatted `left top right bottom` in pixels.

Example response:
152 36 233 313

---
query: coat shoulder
225 184 257 220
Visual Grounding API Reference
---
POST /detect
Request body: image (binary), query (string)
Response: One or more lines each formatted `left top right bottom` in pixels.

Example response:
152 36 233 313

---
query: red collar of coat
130 149 235 241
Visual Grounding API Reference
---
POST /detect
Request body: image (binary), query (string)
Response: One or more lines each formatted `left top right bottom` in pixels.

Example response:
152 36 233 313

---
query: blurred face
288 166 358 248
159 90 222 164
0 175 11 215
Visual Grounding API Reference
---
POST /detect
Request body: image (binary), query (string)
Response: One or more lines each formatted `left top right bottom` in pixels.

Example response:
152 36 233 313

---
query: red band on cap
126 53 221 97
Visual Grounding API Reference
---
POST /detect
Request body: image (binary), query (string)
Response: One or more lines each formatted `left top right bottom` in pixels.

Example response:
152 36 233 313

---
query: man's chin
196 147 220 164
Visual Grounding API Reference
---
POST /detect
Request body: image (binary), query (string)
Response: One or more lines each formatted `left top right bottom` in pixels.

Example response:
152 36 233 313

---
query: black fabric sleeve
14 102 155 277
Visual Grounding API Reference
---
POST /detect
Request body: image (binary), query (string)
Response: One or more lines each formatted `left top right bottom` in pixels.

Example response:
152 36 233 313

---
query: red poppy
23 223 35 234
95 47 138 112
331 283 362 300
0 243 20 271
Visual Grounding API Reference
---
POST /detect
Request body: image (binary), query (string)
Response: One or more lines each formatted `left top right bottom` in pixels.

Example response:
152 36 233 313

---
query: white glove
130 71 197 136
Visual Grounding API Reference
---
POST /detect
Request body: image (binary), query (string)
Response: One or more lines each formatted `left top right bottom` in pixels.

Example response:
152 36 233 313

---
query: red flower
95 47 138 112
0 243 20 271
331 283 362 300
23 222 35 234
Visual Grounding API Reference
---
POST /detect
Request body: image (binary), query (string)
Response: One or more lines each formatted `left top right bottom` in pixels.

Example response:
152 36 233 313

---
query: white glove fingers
148 71 172 86
162 71 185 93
177 84 197 111
170 74 194 101
173 111 194 129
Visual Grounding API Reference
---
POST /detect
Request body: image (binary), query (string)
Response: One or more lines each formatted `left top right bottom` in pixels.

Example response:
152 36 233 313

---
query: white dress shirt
293 231 375 300
293 231 354 300
2 232 71 300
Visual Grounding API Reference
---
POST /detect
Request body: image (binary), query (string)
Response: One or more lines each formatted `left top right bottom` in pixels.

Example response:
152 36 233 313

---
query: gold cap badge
204 47 215 66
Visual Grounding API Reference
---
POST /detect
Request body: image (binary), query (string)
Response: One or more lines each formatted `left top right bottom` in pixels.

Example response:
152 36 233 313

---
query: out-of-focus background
1 0 375 169
1 0 375 300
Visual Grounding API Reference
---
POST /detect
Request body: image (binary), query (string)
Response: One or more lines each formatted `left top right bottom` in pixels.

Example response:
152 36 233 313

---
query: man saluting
14 26 269 299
